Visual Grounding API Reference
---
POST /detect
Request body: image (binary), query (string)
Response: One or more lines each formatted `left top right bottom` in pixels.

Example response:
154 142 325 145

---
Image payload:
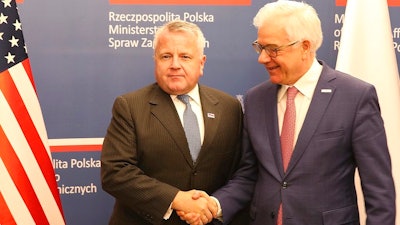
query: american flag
0 0 65 224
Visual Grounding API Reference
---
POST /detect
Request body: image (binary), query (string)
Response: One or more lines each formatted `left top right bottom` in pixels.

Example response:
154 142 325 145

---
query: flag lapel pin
207 113 215 119
321 89 332 93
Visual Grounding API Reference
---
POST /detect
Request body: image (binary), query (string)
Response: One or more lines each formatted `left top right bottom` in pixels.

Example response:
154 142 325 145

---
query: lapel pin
321 89 332 93
207 113 215 119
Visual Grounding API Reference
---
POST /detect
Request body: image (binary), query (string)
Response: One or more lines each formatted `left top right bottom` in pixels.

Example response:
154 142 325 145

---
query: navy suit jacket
213 61 396 225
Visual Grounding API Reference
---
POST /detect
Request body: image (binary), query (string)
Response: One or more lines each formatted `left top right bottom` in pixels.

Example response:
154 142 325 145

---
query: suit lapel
149 85 194 166
197 86 221 161
285 65 336 175
231 82 282 179
266 85 286 178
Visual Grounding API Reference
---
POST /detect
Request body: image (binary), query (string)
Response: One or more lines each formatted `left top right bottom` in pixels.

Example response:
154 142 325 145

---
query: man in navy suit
180 1 396 224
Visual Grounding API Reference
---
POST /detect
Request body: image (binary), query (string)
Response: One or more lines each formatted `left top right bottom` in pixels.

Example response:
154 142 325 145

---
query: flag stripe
0 190 17 225
48 138 104 152
1 62 62 211
13 60 49 154
0 95 49 224
0 158 35 225
109 0 251 5
0 67 64 224
22 59 35 91
0 131 49 224
51 144 103 152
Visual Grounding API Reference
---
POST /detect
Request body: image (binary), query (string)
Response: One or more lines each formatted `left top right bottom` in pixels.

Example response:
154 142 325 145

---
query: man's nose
170 56 181 68
258 49 272 64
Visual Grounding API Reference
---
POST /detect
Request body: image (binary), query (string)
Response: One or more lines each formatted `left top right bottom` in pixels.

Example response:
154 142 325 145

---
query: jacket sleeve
212 113 258 224
351 85 396 225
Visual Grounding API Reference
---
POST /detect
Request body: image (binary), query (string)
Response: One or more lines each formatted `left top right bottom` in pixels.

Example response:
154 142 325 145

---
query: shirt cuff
163 203 173 220
210 196 223 222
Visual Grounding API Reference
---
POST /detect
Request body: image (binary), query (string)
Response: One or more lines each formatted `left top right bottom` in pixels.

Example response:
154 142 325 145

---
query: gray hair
153 20 206 54
253 0 323 52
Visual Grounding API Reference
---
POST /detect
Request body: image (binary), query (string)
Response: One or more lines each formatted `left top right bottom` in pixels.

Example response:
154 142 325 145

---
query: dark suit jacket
214 61 396 225
101 83 246 225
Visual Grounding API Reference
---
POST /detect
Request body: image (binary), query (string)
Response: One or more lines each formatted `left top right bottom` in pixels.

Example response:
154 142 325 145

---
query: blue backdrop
17 0 400 224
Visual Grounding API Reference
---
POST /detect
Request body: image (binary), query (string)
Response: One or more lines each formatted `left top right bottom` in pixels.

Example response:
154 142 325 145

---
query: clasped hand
172 190 218 225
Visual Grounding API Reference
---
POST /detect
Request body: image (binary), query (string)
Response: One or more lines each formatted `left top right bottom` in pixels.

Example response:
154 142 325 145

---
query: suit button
270 211 276 218
192 170 197 176
282 181 288 189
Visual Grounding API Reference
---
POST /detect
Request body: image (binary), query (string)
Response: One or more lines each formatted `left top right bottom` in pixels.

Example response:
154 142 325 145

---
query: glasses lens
252 42 276 57
252 42 262 54
268 48 277 58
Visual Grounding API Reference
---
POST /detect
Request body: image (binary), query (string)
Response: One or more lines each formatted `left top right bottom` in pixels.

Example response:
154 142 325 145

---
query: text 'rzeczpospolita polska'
108 11 213 50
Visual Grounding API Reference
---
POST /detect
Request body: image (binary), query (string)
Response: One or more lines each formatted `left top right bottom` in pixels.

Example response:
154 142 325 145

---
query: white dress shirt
171 84 205 144
278 59 323 147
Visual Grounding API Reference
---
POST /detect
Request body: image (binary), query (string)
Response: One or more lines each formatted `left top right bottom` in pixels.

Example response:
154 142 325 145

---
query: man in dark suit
101 20 246 225
180 1 396 225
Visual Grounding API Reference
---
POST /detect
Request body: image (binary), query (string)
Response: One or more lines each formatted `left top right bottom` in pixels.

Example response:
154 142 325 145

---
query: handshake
172 190 220 225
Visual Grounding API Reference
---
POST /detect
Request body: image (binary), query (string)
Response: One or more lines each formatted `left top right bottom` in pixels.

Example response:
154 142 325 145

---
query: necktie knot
287 86 299 100
177 94 190 105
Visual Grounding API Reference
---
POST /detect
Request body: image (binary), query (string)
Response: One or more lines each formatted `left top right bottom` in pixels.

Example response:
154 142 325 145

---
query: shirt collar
278 58 322 101
172 84 201 105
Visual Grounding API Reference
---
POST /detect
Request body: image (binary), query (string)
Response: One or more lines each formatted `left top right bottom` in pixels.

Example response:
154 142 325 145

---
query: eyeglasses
252 40 299 58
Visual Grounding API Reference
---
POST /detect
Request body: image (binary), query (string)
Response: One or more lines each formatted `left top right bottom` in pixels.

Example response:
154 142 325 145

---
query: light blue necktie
177 94 201 162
